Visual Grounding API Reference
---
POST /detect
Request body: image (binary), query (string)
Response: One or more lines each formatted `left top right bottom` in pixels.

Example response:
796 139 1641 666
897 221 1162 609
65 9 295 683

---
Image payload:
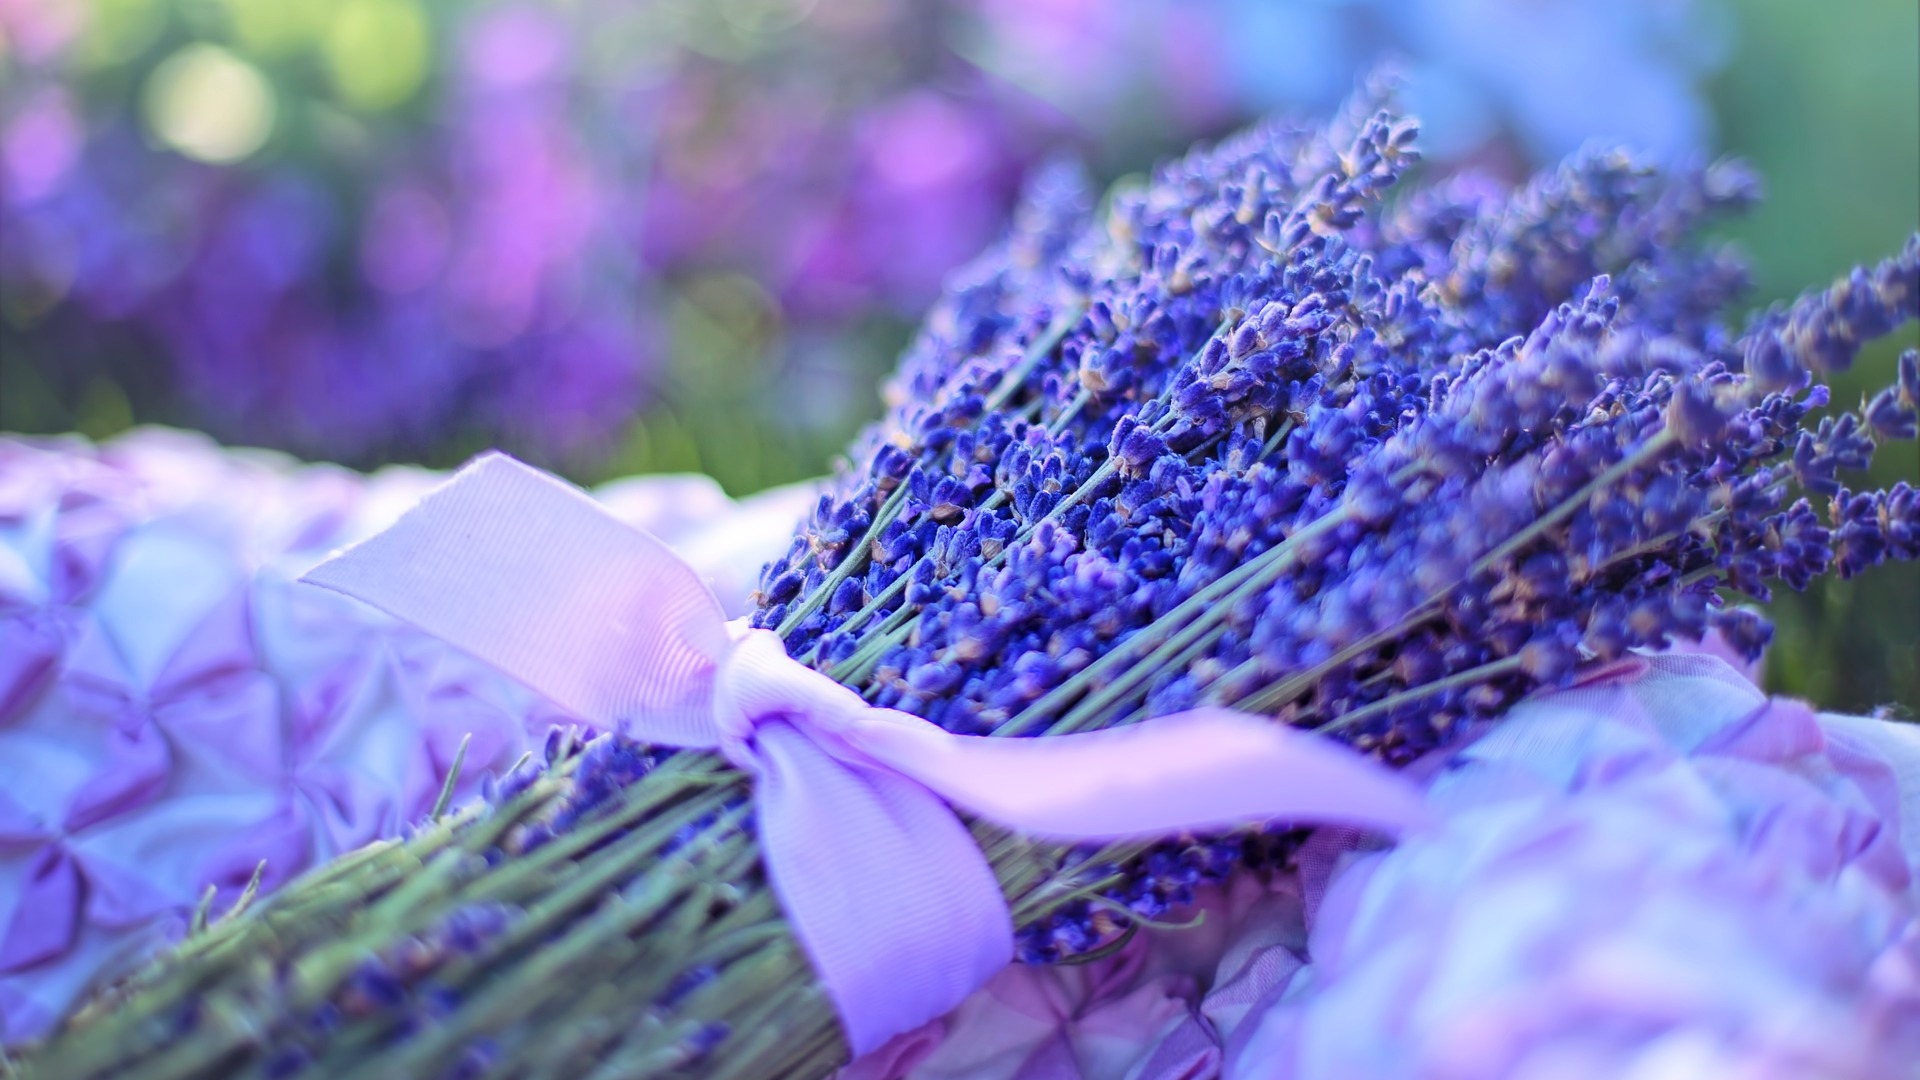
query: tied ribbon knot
304 453 1428 1054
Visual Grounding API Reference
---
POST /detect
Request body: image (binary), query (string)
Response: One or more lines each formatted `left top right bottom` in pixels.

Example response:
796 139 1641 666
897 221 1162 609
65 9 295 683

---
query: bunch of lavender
747 99 1918 958
18 89 1919 1079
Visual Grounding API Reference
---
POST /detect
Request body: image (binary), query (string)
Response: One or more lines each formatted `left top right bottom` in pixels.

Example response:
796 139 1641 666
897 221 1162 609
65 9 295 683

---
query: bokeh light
217 0 330 58
322 0 431 112
142 43 275 163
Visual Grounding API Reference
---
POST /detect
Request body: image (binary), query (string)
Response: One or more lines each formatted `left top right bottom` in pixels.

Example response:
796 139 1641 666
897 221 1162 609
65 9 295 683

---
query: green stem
984 307 1085 412
1313 654 1526 735
997 503 1360 736
1222 434 1683 719
429 733 471 821
1470 431 1676 577
1230 600 1445 715
795 318 1234 674
1049 389 1094 435
1261 416 1297 459
776 481 910 638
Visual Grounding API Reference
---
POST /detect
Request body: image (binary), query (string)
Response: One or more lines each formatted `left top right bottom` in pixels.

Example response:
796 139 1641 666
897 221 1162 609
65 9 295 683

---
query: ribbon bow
304 453 1426 1054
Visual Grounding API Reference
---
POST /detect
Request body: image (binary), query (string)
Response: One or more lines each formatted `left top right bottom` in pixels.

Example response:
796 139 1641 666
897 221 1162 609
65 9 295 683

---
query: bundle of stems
16 85 1920 1079
24 731 1170 1079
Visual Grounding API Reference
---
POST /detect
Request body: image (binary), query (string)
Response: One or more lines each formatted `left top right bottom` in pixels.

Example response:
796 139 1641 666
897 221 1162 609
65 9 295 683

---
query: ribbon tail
751 720 1012 1056
847 707 1432 841
300 452 730 745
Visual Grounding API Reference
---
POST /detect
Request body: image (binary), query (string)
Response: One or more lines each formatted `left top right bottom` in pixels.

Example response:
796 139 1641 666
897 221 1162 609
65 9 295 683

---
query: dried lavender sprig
773 307 1087 641
835 238 1910 745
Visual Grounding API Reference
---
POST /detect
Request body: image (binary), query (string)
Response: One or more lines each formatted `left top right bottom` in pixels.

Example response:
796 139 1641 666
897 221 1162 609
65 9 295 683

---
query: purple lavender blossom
749 83 1919 960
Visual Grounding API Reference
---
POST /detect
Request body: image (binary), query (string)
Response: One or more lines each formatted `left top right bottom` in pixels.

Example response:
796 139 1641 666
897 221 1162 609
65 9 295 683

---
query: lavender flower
749 83 1920 960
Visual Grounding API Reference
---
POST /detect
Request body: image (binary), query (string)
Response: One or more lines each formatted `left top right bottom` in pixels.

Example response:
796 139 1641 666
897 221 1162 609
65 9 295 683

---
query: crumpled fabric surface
0 428 812 1046
847 651 1920 1080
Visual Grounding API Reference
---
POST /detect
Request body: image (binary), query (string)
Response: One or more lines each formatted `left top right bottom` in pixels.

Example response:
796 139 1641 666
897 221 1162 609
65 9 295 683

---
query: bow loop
302 452 734 749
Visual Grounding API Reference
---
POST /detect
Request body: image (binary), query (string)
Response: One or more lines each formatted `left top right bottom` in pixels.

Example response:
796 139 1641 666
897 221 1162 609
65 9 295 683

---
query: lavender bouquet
16 88 1920 1079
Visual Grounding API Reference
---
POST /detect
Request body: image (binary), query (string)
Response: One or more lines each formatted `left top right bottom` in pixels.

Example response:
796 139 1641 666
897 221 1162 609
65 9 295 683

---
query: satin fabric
0 429 814 1045
844 649 1920 1080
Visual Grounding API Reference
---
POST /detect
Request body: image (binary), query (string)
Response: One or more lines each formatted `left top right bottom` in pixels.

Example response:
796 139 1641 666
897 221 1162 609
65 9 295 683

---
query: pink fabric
871 873 1307 1080
304 452 1429 1055
848 649 1920 1080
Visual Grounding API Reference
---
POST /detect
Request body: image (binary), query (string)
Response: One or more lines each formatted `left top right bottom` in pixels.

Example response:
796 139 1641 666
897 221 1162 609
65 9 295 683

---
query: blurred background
0 0 1914 709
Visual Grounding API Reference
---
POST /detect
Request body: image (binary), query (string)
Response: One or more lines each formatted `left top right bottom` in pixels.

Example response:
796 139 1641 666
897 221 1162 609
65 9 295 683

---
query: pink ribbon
302 453 1428 1054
